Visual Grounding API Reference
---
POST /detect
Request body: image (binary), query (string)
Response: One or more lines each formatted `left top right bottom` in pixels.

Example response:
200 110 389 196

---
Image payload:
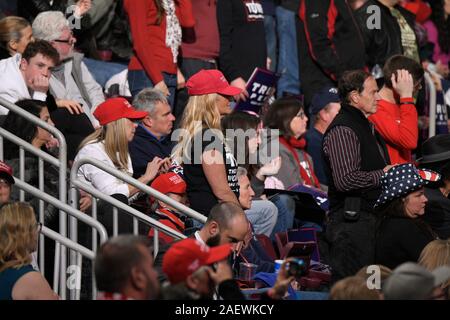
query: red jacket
369 98 418 164
124 0 195 84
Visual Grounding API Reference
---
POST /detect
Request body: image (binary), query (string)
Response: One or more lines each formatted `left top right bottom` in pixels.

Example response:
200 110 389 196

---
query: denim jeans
82 58 127 88
270 194 296 240
245 199 278 237
264 15 277 72
276 6 301 97
128 70 177 109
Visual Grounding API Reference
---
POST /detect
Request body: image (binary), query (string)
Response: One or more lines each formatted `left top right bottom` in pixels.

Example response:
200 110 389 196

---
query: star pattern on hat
375 163 441 208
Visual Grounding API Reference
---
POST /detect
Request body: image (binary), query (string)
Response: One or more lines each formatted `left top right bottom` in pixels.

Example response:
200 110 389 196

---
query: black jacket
354 0 416 72
298 0 366 106
423 187 450 240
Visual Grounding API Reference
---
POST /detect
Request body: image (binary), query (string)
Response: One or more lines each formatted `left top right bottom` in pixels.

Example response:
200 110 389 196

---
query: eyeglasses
53 33 75 45
296 110 306 119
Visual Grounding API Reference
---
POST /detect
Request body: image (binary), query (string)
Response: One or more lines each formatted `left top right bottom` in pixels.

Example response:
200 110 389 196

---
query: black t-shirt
183 129 240 216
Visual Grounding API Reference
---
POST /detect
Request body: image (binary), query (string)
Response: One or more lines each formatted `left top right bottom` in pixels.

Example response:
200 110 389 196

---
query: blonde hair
419 240 450 287
0 202 37 272
79 118 130 173
172 93 223 164
355 264 393 283
329 276 381 300
0 16 30 54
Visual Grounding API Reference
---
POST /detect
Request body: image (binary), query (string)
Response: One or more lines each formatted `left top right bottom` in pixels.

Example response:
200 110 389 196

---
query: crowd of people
0 0 450 301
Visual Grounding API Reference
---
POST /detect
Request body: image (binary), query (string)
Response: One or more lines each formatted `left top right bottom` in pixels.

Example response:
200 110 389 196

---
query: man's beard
206 233 221 247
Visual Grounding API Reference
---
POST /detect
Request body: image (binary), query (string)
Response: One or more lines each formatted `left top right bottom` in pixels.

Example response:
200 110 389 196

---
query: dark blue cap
310 86 340 115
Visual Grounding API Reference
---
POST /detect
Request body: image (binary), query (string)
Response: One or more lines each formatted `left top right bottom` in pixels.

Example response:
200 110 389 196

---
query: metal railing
424 72 437 138
70 157 207 256
40 225 97 300
0 96 70 298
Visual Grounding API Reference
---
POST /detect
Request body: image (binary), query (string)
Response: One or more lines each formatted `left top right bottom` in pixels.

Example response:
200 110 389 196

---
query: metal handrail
424 72 437 138
71 157 207 223
0 96 69 298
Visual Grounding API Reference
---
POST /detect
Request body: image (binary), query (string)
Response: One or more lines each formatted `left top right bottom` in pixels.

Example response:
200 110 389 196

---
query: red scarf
279 136 321 188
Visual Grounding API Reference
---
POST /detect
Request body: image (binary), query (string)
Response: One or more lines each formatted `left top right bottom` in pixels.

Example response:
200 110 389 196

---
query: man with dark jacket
323 70 392 281
129 88 175 179
354 0 418 79
297 0 366 107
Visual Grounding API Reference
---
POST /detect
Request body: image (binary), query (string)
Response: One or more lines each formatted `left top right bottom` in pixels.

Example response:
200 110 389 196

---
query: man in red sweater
369 55 424 164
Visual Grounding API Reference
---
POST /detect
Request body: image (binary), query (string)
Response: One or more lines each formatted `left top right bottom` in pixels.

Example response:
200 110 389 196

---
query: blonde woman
75 98 169 233
0 202 58 300
0 16 33 59
419 239 450 298
173 69 241 217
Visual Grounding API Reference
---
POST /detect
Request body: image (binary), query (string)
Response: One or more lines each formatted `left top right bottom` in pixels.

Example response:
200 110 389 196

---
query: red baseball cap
186 69 242 96
93 97 148 126
162 238 232 284
0 161 14 185
150 172 186 197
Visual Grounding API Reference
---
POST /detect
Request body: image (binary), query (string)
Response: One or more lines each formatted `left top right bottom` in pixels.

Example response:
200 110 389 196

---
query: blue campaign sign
234 68 280 113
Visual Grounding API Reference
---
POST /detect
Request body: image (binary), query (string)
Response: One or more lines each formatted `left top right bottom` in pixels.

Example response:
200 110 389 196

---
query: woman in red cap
173 69 242 218
75 98 170 230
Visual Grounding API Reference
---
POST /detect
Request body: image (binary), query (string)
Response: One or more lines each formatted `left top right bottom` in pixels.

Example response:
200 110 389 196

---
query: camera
286 258 307 278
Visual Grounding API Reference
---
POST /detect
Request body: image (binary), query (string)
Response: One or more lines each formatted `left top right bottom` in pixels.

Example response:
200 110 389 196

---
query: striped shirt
323 126 385 192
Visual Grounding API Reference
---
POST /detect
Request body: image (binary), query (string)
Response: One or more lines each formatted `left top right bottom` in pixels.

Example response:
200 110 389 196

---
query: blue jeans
128 70 177 109
245 200 278 237
264 15 277 72
82 58 127 88
270 194 296 240
276 6 301 97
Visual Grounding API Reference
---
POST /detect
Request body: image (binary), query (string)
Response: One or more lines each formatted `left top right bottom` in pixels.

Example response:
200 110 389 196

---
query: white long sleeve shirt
0 54 47 114
75 141 132 197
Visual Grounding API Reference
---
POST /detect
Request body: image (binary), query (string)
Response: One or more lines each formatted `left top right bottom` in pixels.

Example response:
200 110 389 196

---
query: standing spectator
0 161 14 205
0 16 33 60
75 97 168 233
173 69 242 217
276 0 301 97
217 0 267 101
123 0 195 107
369 55 423 164
95 235 160 300
374 163 439 269
417 134 450 239
129 88 175 179
323 70 392 281
261 0 277 72
305 86 341 187
298 0 366 107
32 11 105 127
264 97 322 190
354 0 418 79
0 202 58 300
423 0 450 78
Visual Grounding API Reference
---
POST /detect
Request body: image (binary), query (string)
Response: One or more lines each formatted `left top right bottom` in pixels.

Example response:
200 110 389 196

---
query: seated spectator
161 238 244 300
329 276 382 300
382 262 450 300
305 86 341 187
0 16 33 60
75 97 170 234
95 235 160 300
0 202 58 300
418 134 450 239
129 88 175 179
0 161 14 205
418 239 450 294
173 69 242 217
369 55 423 164
236 166 277 238
148 172 188 244
374 163 439 269
264 97 322 190
32 11 105 127
0 40 94 161
355 264 392 295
